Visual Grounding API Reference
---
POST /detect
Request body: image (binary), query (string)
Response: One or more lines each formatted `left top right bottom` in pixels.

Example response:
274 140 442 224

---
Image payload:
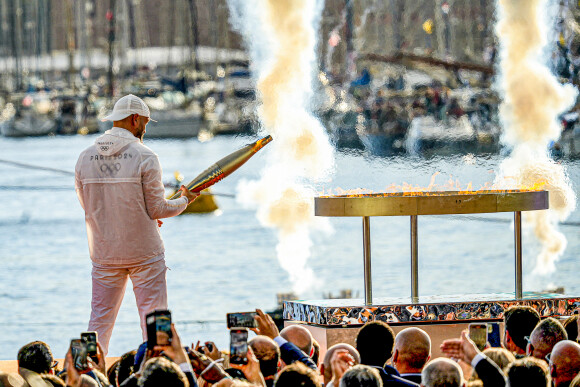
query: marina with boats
1 1 580 158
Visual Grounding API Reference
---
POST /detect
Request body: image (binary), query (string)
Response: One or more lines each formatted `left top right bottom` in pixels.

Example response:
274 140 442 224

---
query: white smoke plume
228 0 335 294
495 0 577 275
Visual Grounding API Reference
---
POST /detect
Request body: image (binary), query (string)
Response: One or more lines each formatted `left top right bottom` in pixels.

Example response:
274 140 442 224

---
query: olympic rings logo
100 163 121 176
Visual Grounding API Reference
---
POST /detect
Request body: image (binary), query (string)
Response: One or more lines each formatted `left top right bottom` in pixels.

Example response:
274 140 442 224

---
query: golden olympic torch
170 135 273 199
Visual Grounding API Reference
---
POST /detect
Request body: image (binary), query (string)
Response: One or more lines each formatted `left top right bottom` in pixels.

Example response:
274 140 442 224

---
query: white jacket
75 127 188 266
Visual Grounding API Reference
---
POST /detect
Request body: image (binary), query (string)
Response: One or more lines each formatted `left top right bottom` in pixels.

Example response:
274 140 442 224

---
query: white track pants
88 259 168 356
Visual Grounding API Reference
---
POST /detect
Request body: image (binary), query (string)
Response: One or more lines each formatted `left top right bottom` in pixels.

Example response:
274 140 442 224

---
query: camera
227 312 258 329
229 328 248 365
81 331 98 360
146 310 172 349
70 339 89 371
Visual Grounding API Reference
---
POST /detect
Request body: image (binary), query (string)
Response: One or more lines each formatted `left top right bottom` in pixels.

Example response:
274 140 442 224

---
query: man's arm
473 355 505 387
440 331 505 387
278 341 318 370
140 154 194 219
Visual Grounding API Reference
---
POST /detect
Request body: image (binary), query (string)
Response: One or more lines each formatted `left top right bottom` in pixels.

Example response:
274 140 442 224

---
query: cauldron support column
362 216 372 305
514 211 522 299
411 215 419 302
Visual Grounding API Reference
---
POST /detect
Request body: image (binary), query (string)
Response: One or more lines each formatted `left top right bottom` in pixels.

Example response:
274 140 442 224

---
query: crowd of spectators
1 306 579 387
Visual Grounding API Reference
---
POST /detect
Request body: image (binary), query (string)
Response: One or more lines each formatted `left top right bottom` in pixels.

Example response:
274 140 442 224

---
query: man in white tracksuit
75 94 198 355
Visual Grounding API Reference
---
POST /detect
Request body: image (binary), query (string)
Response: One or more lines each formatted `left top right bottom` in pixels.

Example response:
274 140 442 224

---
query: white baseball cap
101 94 157 122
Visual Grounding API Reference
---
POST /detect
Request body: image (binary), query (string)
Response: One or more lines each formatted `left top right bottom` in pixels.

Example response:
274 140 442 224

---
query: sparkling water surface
0 134 579 360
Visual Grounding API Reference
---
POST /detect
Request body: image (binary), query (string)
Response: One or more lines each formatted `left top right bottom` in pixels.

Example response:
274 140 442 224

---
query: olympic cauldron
282 189 580 358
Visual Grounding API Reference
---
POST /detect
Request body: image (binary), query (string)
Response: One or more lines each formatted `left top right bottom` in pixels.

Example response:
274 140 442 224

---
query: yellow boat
186 188 219 213
168 171 219 214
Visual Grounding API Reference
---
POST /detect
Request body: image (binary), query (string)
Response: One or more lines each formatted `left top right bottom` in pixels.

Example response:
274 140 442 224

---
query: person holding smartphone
75 95 199 355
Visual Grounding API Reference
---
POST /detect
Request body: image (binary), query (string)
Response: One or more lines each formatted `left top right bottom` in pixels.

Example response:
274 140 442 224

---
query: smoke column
228 0 335 293
495 0 577 275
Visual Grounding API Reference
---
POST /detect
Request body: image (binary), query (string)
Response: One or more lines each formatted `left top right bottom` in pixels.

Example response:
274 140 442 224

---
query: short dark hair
356 321 395 367
339 365 382 387
17 341 54 374
274 362 321 387
563 315 578 342
504 306 541 351
138 357 189 387
505 357 550 387
115 349 137 387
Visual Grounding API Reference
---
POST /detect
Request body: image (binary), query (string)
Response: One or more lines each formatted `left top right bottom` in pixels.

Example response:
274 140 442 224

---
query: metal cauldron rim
314 190 549 217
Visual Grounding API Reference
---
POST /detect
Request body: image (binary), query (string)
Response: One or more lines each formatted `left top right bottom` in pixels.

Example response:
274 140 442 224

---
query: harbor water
1 134 579 360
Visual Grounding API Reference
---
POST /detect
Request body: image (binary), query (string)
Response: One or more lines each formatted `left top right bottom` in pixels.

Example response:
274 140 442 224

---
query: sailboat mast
8 0 22 90
107 0 116 98
187 0 200 73
64 0 75 89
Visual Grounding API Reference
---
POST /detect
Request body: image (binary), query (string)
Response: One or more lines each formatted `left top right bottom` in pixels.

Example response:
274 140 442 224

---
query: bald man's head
550 340 580 386
393 327 431 373
280 325 313 356
249 336 280 378
321 344 360 385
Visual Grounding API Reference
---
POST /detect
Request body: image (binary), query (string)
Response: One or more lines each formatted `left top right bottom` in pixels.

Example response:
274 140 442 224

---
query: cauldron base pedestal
283 320 472 360
283 293 580 360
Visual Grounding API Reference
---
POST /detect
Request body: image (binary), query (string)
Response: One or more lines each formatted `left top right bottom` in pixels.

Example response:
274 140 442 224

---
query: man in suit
355 321 419 386
503 306 540 358
393 327 431 384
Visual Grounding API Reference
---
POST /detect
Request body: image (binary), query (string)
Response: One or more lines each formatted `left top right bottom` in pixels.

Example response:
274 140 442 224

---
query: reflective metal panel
284 293 579 326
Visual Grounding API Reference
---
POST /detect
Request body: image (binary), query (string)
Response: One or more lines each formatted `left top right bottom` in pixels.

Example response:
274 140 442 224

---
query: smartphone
469 323 488 351
487 323 502 348
227 312 258 329
146 310 172 349
70 339 88 371
81 331 98 359
197 343 214 353
229 328 248 365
